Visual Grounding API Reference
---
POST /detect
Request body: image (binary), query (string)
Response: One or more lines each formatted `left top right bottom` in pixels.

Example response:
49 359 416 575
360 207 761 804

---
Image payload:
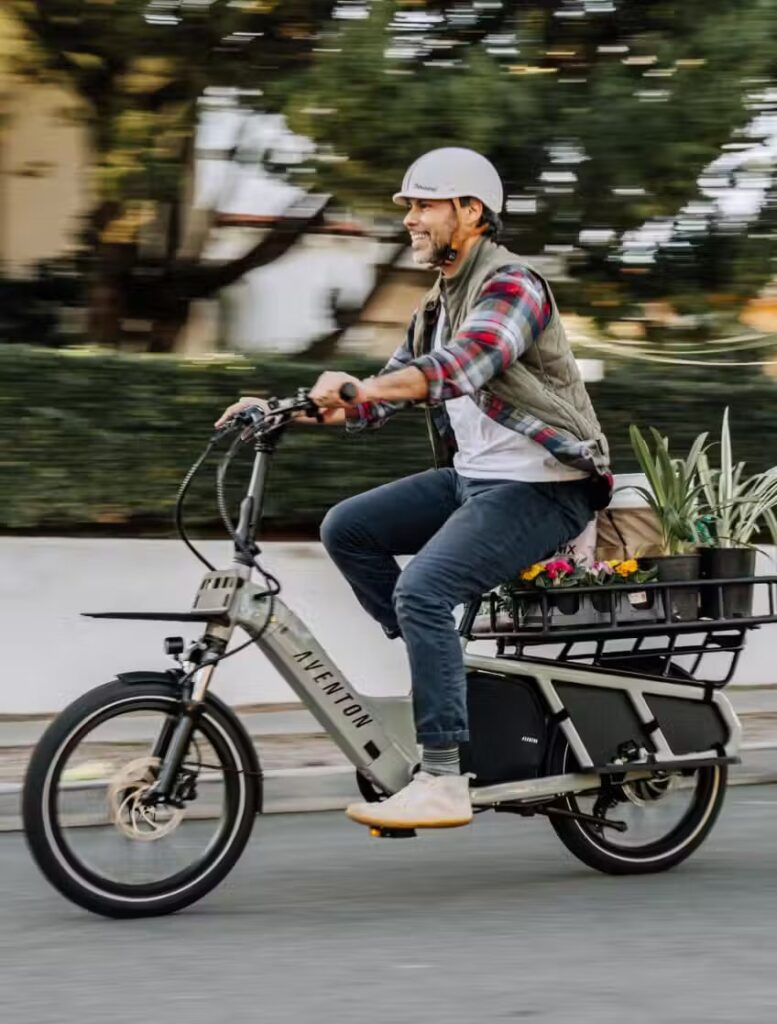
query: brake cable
175 395 318 684
174 437 225 572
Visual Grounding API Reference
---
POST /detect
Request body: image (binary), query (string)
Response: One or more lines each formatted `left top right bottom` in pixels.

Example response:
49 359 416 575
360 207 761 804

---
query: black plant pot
551 591 580 616
700 547 756 619
639 554 701 622
591 591 622 615
513 594 552 629
621 589 659 622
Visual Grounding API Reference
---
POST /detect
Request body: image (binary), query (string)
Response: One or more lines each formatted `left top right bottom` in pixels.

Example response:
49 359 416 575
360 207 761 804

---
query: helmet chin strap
442 197 486 264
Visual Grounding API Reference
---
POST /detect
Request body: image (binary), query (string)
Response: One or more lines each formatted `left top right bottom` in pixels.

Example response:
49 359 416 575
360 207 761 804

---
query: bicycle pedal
368 826 417 839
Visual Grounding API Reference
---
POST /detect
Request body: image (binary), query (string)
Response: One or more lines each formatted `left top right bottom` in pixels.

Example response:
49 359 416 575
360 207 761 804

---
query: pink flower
546 559 573 574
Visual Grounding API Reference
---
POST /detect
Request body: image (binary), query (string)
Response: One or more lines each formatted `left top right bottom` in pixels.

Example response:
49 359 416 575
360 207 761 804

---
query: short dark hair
460 196 502 241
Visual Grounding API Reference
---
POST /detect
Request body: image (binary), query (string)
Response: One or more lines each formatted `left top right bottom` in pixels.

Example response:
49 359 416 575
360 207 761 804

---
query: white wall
1 537 774 716
0 538 410 715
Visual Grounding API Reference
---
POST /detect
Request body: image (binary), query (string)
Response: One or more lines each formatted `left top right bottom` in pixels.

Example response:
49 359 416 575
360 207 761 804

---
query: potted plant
696 408 777 618
538 557 589 615
502 550 591 625
587 559 658 617
628 424 709 621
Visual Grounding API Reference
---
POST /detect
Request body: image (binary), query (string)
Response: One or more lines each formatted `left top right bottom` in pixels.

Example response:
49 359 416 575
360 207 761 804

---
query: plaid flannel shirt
345 266 551 445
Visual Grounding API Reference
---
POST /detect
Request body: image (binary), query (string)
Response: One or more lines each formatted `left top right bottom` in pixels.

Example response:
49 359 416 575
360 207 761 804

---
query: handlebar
228 383 360 431
218 389 319 440
216 381 360 443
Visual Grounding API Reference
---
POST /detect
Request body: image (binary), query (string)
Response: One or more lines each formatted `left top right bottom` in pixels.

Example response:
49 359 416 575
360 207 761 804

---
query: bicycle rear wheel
547 733 726 875
23 677 260 918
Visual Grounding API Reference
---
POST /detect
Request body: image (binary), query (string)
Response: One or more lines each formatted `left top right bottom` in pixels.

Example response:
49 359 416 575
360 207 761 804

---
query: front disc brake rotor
107 756 185 841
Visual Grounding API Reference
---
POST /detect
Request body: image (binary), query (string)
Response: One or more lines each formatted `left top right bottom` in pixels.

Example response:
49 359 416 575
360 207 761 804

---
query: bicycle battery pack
460 670 547 784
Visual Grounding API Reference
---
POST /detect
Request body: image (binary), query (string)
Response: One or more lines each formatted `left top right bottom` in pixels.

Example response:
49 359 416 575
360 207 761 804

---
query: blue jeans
320 469 595 746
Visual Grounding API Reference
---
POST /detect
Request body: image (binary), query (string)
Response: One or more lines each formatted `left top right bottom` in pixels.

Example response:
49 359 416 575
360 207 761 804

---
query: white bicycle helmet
393 147 504 213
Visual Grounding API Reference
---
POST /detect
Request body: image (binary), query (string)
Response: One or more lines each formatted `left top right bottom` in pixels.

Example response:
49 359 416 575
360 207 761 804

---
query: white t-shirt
434 305 588 484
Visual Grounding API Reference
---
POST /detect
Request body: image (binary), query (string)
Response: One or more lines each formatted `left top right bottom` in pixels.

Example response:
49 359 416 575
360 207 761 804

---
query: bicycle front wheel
23 677 260 918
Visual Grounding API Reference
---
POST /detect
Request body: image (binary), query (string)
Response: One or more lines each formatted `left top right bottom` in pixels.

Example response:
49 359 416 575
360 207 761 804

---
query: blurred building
196 215 391 356
189 101 579 358
189 103 393 356
0 11 91 274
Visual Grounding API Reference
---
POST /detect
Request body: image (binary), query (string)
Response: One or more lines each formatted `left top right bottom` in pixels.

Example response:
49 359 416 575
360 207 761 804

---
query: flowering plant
504 548 589 593
502 554 656 598
588 559 657 586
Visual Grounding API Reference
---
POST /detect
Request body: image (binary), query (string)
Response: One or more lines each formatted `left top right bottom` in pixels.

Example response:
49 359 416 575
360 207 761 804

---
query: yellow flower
616 559 638 576
605 560 621 568
520 563 544 581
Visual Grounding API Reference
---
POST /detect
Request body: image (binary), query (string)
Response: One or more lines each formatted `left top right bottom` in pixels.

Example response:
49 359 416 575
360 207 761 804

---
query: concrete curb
2 697 775 831
0 766 361 832
2 684 775 747
2 750 775 833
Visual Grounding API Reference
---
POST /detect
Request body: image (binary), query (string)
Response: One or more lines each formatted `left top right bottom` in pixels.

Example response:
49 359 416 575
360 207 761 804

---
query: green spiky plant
628 425 709 556
696 408 777 549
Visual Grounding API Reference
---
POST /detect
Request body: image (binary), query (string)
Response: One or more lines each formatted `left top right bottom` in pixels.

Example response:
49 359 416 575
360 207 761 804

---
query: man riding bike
217 147 612 832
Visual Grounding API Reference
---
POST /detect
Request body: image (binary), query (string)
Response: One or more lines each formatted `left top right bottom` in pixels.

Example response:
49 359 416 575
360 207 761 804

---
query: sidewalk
2 689 776 831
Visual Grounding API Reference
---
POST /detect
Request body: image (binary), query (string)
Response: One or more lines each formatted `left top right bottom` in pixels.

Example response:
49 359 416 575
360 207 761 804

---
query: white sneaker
346 771 473 830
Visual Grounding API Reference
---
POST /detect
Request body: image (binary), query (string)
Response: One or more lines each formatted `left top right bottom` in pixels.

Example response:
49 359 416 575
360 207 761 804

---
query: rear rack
460 575 777 687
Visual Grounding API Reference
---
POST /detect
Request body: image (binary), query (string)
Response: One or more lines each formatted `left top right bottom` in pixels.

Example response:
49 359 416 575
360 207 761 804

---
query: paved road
2 788 777 1024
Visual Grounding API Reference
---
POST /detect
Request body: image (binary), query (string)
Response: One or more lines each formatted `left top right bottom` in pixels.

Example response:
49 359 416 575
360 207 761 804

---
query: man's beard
411 236 452 268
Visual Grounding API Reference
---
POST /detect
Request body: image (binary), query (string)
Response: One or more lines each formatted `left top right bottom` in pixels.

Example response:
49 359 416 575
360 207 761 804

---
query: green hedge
1 345 775 534
0 345 429 533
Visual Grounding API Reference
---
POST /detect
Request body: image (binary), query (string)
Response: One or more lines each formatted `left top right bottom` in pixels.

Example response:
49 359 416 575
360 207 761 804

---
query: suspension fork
148 622 233 803
150 717 177 761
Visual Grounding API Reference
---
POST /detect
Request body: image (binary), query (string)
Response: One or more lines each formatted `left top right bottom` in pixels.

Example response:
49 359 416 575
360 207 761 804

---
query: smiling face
403 197 482 268
403 198 457 266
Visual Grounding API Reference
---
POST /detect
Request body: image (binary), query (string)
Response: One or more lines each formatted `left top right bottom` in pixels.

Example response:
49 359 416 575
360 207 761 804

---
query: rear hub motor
621 772 677 807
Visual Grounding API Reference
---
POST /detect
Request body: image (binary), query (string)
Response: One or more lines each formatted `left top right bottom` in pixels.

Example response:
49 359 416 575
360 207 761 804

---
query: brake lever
209 420 241 444
293 387 323 422
234 406 267 429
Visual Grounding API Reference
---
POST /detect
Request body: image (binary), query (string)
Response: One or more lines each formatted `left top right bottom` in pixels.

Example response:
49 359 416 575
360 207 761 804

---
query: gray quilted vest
411 238 610 484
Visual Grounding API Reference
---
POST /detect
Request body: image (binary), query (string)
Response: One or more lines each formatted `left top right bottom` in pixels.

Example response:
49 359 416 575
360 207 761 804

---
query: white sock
421 745 460 776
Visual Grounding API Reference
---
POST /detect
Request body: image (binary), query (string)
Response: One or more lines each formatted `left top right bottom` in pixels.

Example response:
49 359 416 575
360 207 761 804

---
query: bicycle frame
171 431 743 809
187 565 740 804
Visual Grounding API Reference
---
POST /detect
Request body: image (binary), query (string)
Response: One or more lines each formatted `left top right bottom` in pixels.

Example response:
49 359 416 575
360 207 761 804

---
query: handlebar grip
339 382 359 403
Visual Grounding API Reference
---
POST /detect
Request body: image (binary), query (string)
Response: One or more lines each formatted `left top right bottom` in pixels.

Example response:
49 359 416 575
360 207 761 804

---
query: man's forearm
362 365 428 404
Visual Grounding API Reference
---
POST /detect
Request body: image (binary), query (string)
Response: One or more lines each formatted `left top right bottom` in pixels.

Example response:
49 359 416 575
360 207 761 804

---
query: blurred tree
10 0 776 350
278 0 777 334
9 0 341 349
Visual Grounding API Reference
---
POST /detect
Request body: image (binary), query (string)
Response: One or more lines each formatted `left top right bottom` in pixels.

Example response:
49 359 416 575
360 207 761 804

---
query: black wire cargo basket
460 575 777 687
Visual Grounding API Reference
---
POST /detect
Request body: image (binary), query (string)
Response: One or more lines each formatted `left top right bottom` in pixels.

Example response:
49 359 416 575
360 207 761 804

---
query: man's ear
463 198 483 229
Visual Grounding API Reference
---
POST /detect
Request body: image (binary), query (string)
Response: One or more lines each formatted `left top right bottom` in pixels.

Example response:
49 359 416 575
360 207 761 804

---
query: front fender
116 670 263 812
117 669 183 688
